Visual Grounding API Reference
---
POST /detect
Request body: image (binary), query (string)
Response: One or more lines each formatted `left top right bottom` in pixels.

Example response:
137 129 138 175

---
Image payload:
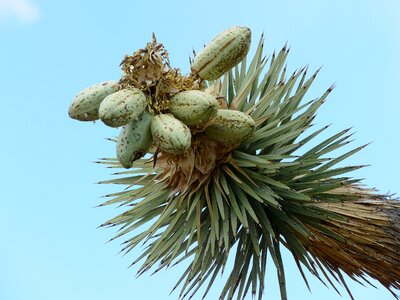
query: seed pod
205 109 255 144
99 88 147 128
116 110 154 168
68 81 119 121
151 114 191 155
191 26 251 80
168 90 218 127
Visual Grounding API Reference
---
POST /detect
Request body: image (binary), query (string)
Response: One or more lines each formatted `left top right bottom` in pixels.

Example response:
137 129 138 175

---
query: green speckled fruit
68 81 119 121
117 110 154 168
205 109 255 143
150 114 191 155
191 26 251 80
168 90 218 127
99 88 147 128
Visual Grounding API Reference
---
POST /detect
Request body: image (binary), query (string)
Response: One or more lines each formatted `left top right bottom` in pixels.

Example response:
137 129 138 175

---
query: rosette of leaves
98 35 400 300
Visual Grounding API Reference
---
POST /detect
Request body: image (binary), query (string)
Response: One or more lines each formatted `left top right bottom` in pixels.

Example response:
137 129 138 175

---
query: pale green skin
151 114 191 155
99 88 147 128
191 26 251 80
117 110 154 168
205 109 255 144
168 90 218 126
68 81 119 121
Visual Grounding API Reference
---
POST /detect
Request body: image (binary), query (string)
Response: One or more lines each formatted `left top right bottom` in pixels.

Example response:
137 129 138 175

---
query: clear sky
1 0 399 299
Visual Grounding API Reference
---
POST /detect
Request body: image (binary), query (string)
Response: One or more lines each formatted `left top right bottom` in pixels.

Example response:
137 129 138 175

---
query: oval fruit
99 88 147 128
68 81 119 121
191 26 251 80
117 110 154 168
151 114 191 155
205 109 255 144
168 90 218 127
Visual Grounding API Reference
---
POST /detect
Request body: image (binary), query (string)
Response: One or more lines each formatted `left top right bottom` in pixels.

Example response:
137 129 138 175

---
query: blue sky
1 0 399 299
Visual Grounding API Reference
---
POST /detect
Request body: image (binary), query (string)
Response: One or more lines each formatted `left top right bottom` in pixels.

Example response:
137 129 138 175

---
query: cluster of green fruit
68 26 255 168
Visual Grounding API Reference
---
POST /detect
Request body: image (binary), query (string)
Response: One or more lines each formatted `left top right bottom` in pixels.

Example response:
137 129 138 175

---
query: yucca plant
70 27 400 300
